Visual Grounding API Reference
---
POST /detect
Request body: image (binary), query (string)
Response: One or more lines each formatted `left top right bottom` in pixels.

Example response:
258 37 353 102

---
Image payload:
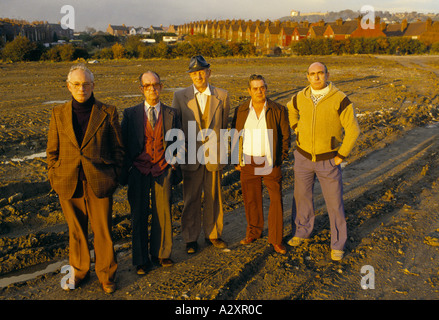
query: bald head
307 62 328 74
307 62 329 90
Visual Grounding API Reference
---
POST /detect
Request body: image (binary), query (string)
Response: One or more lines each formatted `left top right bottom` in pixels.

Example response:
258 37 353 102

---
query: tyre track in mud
9 120 433 301
1 115 439 300
205 122 439 300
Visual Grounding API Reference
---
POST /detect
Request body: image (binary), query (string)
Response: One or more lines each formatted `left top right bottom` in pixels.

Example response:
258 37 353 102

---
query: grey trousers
292 150 347 250
128 166 173 265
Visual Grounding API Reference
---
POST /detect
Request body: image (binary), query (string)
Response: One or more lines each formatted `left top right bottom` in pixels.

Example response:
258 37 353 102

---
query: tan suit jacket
46 99 124 199
171 85 230 171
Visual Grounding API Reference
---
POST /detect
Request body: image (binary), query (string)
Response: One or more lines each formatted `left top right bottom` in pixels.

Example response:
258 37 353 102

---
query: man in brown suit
46 64 124 294
171 56 230 254
231 74 290 254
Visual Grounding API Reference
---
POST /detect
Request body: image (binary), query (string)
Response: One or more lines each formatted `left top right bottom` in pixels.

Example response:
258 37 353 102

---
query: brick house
107 24 128 36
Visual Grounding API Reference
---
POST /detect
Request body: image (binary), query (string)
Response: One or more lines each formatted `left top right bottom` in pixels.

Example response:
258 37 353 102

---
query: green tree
1 36 36 62
112 43 126 59
94 47 113 59
124 36 143 58
59 44 75 61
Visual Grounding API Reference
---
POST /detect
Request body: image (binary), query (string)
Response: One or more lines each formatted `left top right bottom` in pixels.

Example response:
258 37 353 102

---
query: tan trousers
181 165 224 243
59 180 117 284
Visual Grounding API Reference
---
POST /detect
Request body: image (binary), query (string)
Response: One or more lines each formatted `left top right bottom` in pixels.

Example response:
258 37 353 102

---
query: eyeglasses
141 83 161 91
68 82 93 89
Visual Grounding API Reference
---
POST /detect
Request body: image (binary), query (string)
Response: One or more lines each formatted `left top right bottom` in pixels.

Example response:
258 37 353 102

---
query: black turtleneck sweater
72 94 95 181
72 93 95 146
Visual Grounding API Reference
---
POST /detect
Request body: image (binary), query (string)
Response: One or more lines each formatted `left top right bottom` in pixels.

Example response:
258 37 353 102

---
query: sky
0 0 437 31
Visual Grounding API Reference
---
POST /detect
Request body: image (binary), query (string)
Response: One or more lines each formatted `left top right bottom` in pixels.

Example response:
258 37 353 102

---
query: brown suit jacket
46 99 124 199
171 85 230 171
231 98 291 168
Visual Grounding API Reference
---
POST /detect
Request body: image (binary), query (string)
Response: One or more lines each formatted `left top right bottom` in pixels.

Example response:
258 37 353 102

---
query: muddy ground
0 55 439 306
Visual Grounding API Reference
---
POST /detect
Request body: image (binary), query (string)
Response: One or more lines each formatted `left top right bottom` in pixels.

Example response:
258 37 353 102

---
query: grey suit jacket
171 85 230 171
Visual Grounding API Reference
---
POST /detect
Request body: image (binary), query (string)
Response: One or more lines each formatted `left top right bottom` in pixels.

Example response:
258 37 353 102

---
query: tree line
1 34 438 62
291 37 439 55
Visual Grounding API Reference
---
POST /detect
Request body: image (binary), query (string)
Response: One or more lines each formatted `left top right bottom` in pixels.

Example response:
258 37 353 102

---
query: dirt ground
0 55 439 307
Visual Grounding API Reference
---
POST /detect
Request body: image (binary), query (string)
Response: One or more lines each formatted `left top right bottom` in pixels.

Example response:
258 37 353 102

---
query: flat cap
188 55 210 73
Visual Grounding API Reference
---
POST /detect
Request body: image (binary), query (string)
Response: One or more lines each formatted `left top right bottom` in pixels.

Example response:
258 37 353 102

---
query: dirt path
1 122 438 302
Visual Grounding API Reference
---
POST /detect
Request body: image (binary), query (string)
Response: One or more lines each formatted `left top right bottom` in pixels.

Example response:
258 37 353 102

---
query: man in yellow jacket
287 62 360 261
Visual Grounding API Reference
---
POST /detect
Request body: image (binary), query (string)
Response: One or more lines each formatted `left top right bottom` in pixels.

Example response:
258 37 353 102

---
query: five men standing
47 58 360 293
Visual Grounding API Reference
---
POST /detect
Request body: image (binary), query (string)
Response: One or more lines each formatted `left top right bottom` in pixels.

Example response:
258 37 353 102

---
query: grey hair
66 64 94 82
139 71 161 86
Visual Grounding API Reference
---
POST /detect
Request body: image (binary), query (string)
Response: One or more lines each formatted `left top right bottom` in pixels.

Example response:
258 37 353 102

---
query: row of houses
107 24 177 37
0 19 73 43
177 17 439 53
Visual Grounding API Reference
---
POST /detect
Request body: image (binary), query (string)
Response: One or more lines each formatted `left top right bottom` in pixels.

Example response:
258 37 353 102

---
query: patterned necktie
148 106 156 129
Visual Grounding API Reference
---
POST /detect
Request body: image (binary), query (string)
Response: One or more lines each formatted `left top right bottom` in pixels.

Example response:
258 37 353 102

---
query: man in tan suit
171 56 230 254
46 64 124 294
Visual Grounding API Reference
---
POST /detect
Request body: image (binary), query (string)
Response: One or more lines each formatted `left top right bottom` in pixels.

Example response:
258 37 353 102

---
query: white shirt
242 100 272 165
193 84 211 114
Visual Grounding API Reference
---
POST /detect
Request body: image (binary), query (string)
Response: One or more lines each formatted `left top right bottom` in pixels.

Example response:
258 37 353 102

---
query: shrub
112 43 126 59
431 42 439 53
1 36 38 62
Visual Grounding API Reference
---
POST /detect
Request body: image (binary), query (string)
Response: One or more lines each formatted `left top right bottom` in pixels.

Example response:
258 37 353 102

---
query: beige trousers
181 165 224 243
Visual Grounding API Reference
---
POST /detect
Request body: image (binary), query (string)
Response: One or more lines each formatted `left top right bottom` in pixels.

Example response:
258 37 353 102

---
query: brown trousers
240 156 283 245
59 180 117 284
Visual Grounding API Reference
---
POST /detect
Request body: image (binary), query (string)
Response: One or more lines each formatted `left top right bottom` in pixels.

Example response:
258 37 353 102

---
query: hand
235 165 241 171
333 156 343 166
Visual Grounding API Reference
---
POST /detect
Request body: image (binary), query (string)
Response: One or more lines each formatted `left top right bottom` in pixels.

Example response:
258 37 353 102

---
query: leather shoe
62 272 90 291
205 238 228 249
159 258 174 267
273 244 287 254
136 264 152 275
186 241 198 254
152 256 174 267
102 282 116 294
240 237 257 245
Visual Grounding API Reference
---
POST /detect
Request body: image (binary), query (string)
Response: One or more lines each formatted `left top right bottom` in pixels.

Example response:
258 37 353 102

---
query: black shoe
136 263 152 275
186 241 198 254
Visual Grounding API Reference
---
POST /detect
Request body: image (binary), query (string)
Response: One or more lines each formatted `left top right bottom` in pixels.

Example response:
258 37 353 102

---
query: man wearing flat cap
172 55 230 254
